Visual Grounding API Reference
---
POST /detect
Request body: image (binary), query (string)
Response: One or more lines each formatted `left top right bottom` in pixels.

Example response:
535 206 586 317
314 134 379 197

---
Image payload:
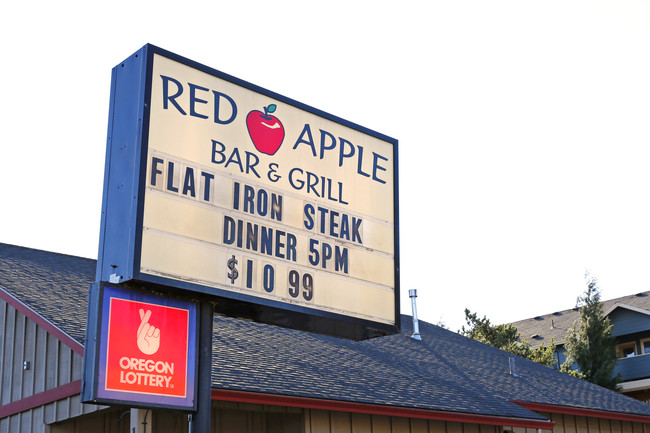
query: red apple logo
246 104 285 155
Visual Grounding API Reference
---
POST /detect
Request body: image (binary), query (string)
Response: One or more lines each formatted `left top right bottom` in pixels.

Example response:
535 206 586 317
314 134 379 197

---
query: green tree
562 274 620 390
560 361 586 379
460 309 557 368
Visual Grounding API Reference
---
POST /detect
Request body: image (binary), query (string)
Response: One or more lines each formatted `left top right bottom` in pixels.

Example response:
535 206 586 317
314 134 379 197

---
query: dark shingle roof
511 290 650 347
2 243 650 422
0 243 95 344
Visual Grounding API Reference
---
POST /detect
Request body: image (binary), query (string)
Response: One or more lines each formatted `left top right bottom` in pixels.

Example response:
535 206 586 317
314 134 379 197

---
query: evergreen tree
563 274 620 390
461 309 557 368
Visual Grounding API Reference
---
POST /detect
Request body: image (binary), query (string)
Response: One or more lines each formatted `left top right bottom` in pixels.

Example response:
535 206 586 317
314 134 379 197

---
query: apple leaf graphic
264 104 277 117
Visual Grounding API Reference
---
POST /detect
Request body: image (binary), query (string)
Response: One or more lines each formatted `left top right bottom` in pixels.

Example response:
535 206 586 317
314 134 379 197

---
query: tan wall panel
72 352 83 382
351 413 372 433
19 410 33 433
45 334 58 391
447 421 464 433
588 417 601 433
11 313 25 402
564 415 578 433
44 400 56 425
50 409 129 433
33 325 47 394
549 413 566 433
599 419 613 433
1 303 16 405
610 420 623 433
576 417 589 433
57 344 71 387
309 409 331 433
22 318 36 399
0 299 6 406
156 407 189 433
464 422 481 433
68 393 83 419
331 411 351 433
0 414 15 433
217 406 250 433
479 424 499 433
55 398 71 424
410 418 429 433
371 414 392 433
32 405 45 433
429 419 447 432
392 416 411 433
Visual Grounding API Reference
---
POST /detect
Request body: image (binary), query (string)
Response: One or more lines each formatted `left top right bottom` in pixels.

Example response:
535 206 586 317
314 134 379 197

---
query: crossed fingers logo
137 309 160 355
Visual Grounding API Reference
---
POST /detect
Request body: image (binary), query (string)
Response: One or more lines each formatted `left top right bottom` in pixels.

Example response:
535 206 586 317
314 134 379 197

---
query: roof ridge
0 242 97 263
509 289 650 325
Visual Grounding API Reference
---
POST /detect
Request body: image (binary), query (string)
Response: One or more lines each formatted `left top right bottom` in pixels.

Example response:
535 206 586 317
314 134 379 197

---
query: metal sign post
189 301 213 432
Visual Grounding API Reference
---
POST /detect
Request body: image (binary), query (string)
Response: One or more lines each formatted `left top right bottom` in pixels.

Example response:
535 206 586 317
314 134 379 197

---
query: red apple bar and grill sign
97 45 399 339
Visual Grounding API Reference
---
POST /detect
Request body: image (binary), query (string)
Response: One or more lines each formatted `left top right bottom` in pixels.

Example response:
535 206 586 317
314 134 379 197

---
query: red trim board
0 380 82 419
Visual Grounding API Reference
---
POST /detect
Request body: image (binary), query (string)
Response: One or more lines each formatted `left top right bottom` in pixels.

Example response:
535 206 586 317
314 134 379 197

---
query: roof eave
0 286 84 355
511 400 650 424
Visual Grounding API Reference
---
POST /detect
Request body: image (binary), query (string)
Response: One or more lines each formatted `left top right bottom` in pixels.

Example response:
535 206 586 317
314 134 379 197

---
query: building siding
609 310 650 338
0 298 104 433
2 296 650 433
543 412 648 433
304 409 502 433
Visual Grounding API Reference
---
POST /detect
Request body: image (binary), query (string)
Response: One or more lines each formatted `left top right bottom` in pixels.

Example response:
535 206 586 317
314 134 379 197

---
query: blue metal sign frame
95 44 400 340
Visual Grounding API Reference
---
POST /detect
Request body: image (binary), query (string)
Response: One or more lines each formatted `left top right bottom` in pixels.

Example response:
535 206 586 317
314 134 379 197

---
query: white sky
1 1 649 332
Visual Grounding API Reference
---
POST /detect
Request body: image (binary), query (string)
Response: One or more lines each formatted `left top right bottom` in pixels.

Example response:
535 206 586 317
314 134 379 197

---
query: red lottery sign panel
104 297 190 397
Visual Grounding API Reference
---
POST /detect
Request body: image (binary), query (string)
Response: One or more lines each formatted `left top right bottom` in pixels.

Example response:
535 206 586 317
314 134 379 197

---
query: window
617 342 637 358
642 338 650 355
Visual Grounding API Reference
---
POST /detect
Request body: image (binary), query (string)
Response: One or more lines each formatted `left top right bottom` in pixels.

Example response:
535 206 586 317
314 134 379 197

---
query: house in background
2 242 650 433
511 290 650 403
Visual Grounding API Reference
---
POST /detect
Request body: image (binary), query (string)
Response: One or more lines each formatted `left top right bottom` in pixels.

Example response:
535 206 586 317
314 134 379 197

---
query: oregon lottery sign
82 283 197 409
96 44 399 340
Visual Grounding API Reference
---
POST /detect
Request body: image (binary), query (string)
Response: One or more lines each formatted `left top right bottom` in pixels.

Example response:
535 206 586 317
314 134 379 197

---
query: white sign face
141 54 397 325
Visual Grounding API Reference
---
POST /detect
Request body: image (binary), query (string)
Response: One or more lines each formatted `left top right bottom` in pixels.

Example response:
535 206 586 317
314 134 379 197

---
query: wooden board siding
0 298 104 433
609 309 650 337
543 412 648 433
52 401 304 433
19 391 650 433
49 409 130 433
305 409 502 433
47 403 517 433
3 295 649 433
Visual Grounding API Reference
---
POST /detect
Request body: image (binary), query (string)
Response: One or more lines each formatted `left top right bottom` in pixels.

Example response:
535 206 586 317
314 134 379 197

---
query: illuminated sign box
82 283 198 409
96 44 399 340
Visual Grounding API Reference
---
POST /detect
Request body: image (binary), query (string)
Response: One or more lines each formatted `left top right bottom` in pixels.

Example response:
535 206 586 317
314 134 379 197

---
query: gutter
511 400 650 424
213 389 555 430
